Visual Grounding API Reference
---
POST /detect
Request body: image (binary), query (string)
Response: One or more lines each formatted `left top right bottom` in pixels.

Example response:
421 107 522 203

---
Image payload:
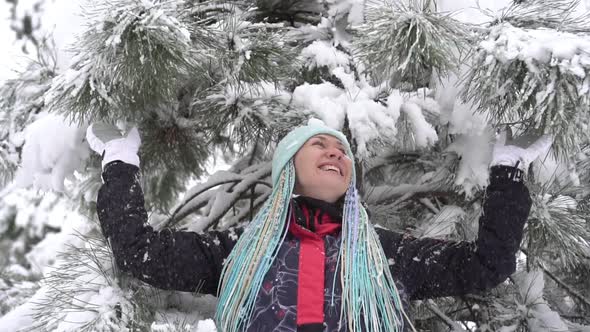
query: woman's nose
327 148 343 159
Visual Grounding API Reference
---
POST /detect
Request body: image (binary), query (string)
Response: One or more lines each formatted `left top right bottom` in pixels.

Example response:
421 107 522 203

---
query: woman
87 121 550 332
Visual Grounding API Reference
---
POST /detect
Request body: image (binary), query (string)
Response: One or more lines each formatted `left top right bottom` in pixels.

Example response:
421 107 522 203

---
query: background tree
0 0 589 330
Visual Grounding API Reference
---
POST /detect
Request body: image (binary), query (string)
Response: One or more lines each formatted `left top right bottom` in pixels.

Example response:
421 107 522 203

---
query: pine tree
1 0 589 330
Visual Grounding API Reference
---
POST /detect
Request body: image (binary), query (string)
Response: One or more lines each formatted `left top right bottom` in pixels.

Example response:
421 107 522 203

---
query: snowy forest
1 0 590 330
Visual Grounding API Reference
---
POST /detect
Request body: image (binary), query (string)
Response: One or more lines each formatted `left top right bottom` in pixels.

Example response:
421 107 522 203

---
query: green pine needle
496 0 590 33
462 23 590 156
29 231 151 331
355 0 467 89
217 16 301 84
526 189 590 269
46 0 212 123
191 82 305 152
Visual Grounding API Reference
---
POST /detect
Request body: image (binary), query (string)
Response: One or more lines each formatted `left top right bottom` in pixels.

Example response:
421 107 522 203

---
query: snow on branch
462 22 590 155
168 162 272 230
13 113 89 192
45 0 211 123
497 0 590 33
355 0 468 89
527 191 590 269
191 82 303 152
29 232 148 331
215 15 300 85
0 62 54 186
512 270 569 331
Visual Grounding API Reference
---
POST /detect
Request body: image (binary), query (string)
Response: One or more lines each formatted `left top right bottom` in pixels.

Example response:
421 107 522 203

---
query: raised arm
97 161 241 294
87 124 241 294
97 161 239 295
377 165 531 299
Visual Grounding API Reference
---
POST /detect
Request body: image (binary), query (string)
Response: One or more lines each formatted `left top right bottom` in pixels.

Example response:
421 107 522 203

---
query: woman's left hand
491 132 553 171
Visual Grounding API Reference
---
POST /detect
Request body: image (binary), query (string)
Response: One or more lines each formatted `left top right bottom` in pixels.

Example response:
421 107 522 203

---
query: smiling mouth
319 165 342 176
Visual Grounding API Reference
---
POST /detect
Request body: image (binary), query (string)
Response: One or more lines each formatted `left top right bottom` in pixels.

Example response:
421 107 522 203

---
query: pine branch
186 0 243 26
0 51 55 185
167 162 272 229
537 260 590 309
167 177 271 227
496 0 590 33
251 0 323 25
425 299 467 332
462 22 590 155
364 165 455 205
355 0 468 88
208 188 271 230
29 230 151 331
46 0 213 123
191 82 305 151
216 11 302 85
526 189 590 268
140 111 210 177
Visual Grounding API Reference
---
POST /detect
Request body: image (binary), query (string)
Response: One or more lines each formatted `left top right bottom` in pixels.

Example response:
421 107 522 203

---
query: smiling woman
87 120 551 332
293 134 353 203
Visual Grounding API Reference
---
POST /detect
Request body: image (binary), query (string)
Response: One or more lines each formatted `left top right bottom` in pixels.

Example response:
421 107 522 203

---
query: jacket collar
291 196 342 235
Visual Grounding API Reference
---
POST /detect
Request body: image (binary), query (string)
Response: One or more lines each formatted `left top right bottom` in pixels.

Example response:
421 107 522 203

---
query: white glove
86 123 141 169
491 132 553 171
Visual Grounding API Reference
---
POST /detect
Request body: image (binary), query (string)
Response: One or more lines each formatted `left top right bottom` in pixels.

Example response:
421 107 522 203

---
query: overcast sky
0 0 587 83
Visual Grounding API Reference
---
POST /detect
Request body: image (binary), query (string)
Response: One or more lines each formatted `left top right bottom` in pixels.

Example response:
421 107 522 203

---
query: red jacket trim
289 207 341 326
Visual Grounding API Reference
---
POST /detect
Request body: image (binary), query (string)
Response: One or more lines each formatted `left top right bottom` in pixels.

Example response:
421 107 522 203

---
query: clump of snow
196 319 218 332
25 207 94 276
292 82 346 129
401 102 438 148
447 131 494 196
435 63 494 195
292 60 437 157
325 0 364 24
0 285 50 331
3 189 61 239
480 23 590 83
14 113 89 192
513 270 569 331
300 40 350 69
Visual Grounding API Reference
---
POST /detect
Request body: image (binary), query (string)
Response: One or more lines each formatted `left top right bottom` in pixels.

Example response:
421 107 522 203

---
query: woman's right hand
86 123 141 169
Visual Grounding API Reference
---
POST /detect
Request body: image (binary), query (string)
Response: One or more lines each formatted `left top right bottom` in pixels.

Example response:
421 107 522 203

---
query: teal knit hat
271 120 355 187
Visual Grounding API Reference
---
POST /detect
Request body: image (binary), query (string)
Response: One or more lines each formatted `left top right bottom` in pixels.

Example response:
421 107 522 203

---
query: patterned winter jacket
96 161 532 332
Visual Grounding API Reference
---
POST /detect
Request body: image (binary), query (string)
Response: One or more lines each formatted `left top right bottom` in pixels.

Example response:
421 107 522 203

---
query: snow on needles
513 270 569 332
294 42 438 157
481 23 590 86
301 40 350 69
325 0 365 25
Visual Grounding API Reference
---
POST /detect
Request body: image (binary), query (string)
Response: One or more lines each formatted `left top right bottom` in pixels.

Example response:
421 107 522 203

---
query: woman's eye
313 141 325 147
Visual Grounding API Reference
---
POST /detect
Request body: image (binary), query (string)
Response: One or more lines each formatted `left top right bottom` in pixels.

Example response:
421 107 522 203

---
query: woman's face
293 134 353 203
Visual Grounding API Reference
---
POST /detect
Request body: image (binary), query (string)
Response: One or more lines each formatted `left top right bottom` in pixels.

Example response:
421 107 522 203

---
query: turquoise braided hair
215 161 296 331
215 122 414 331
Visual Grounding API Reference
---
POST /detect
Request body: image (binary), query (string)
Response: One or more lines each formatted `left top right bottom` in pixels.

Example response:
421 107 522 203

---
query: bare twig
538 262 590 308
167 178 271 226
418 197 439 214
425 299 467 332
521 249 590 308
